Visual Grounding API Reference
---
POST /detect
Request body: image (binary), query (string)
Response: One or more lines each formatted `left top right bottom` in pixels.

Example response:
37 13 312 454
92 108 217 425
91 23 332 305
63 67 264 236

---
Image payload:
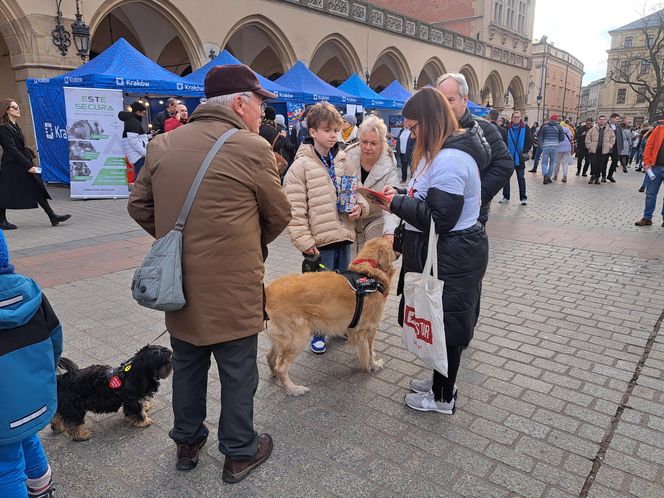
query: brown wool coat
128 105 292 346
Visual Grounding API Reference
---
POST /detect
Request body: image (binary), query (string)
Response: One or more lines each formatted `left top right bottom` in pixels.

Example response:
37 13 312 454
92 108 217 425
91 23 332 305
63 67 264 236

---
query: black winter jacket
391 125 490 347
459 110 513 224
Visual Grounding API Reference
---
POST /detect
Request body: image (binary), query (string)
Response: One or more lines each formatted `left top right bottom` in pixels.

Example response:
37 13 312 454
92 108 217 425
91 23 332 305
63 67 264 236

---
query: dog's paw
142 400 152 412
286 385 310 396
71 427 92 441
129 416 154 428
370 358 385 371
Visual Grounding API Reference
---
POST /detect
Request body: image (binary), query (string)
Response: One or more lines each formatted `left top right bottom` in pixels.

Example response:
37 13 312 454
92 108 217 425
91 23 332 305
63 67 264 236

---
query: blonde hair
358 115 388 142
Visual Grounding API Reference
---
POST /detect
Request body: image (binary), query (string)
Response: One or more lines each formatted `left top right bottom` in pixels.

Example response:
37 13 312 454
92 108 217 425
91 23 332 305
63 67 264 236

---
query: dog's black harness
340 271 385 329
105 359 143 401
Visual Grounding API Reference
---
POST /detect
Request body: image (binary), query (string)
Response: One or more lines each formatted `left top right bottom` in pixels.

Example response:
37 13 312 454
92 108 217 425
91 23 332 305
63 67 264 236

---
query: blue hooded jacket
0 273 62 445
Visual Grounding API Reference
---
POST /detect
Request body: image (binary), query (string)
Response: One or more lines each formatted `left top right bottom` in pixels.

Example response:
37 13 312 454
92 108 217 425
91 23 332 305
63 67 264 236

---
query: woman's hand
28 166 37 173
348 204 362 220
304 245 319 255
374 186 396 211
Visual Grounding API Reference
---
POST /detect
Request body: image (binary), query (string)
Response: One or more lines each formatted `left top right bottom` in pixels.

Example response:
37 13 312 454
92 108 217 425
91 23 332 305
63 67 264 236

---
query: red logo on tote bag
404 305 433 344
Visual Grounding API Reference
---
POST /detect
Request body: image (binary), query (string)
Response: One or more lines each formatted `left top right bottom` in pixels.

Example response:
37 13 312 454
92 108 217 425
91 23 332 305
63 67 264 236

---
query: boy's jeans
540 146 558 177
644 166 664 220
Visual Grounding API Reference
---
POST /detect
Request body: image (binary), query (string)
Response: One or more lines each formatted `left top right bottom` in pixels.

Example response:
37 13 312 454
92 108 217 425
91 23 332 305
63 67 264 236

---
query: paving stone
504 414 551 439
452 473 509 498
489 464 548 497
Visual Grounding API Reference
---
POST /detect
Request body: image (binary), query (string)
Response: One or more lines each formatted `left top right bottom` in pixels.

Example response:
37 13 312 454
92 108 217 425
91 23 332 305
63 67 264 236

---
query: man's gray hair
204 93 246 109
436 73 469 98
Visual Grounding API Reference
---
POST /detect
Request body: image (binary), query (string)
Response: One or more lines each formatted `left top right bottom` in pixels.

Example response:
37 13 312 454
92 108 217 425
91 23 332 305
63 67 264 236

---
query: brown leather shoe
222 433 273 483
176 439 206 470
635 218 653 226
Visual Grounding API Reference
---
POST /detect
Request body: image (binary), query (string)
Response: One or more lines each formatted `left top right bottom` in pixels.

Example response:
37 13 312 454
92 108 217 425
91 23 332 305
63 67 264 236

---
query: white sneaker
404 392 456 414
409 378 458 396
520 200 527 205
498 197 509 204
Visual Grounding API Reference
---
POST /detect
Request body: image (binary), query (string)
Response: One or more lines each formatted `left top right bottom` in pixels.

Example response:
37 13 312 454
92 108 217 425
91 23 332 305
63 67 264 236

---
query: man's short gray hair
436 73 469 98
204 93 246 109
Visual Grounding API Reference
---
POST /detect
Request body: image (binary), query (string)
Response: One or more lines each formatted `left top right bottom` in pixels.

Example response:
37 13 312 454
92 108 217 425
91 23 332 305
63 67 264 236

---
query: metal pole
541 44 549 121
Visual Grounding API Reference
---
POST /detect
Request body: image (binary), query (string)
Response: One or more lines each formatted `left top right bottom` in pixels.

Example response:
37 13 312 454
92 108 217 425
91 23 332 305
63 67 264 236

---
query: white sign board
64 87 128 198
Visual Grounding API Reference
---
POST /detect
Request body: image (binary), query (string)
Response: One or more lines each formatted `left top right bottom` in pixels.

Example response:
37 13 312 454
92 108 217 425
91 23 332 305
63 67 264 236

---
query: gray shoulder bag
131 128 238 311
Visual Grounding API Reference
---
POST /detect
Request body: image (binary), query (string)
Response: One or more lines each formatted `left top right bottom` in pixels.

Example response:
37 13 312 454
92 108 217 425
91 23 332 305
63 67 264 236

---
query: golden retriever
265 237 397 395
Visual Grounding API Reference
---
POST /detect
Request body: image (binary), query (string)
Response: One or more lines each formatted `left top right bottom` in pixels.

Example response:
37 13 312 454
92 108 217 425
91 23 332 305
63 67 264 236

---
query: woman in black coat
0 98 70 229
375 88 490 415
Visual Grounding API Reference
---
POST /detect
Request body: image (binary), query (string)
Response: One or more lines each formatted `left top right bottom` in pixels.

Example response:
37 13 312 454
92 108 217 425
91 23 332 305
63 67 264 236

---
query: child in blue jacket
0 229 62 498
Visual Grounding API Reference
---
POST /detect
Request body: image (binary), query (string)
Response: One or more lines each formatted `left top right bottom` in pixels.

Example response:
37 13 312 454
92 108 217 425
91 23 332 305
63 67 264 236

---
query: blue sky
533 1 664 85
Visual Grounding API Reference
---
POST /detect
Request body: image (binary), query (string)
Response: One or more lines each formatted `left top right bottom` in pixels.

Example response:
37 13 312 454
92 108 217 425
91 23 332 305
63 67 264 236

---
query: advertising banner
64 87 128 198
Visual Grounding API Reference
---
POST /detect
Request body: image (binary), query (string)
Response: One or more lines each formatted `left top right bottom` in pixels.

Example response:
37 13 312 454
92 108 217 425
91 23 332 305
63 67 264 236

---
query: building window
507 0 515 29
518 1 526 33
636 93 646 104
624 37 633 48
617 89 626 104
494 0 504 24
647 34 654 48
621 61 630 74
641 60 651 74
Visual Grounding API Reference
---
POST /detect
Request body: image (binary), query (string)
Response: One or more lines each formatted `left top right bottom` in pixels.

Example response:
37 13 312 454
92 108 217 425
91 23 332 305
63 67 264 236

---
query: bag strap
422 218 439 279
174 128 238 231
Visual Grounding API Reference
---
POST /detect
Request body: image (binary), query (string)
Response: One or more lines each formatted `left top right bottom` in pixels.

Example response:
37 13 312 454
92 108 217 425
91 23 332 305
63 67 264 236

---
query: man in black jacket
488 109 508 142
575 118 593 176
437 73 513 224
151 97 178 135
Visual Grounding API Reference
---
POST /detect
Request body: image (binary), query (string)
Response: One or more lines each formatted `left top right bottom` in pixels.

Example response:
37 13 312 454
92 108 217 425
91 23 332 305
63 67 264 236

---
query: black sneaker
607 177 616 183
50 214 71 227
0 220 17 230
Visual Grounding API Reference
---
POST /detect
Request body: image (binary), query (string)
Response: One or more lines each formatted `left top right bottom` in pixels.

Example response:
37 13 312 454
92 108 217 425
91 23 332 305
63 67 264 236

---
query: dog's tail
57 357 79 375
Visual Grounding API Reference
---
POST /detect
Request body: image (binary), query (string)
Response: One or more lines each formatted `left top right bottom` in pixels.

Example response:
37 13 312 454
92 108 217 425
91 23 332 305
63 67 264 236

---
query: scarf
341 126 353 142
507 123 526 166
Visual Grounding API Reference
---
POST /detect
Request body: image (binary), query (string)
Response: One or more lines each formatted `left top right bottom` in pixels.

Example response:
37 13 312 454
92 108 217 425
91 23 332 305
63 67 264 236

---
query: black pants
590 153 608 178
397 154 409 182
432 345 463 402
608 151 619 178
0 197 55 223
576 149 590 174
169 334 259 459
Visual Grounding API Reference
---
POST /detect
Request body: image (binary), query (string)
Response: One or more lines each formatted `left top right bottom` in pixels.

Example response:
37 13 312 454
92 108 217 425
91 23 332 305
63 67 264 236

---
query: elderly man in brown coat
128 64 291 484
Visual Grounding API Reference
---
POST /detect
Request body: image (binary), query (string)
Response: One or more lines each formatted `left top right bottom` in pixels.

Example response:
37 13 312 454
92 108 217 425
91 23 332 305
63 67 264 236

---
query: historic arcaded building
2 0 535 146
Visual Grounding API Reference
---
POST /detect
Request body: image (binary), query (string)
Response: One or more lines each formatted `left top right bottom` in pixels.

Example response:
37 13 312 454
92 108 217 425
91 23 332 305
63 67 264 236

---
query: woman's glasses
9 105 19 111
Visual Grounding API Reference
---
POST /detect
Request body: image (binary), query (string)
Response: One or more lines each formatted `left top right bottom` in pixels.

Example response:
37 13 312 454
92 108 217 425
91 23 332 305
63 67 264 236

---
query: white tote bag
402 218 448 376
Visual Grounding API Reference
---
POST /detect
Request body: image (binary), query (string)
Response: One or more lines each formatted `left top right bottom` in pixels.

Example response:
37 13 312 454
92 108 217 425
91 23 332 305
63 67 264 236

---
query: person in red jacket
163 104 189 133
635 116 664 227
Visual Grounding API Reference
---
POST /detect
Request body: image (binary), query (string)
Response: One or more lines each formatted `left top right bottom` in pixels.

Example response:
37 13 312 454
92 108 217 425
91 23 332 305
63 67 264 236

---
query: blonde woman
345 115 400 254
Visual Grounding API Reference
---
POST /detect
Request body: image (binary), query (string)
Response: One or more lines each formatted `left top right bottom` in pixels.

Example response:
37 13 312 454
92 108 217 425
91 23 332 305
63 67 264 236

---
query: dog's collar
352 258 378 268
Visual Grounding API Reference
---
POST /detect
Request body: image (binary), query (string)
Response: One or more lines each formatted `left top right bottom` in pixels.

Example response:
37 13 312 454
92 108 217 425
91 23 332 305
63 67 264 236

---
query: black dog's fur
52 345 172 440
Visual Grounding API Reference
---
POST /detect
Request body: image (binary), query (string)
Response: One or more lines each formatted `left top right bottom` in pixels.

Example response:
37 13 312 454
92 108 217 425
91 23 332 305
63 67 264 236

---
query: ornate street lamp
52 0 71 56
71 0 90 60
52 0 90 59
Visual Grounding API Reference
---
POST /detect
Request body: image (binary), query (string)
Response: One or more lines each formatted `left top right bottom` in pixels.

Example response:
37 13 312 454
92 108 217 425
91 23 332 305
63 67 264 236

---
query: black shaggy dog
52 345 172 441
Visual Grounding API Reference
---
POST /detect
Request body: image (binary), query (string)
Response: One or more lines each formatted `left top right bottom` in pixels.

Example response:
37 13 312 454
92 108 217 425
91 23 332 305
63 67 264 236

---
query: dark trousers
169 334 259 459
1 196 55 222
133 157 145 179
576 149 590 174
432 345 463 402
502 165 526 201
608 151 619 178
397 154 409 182
590 153 608 178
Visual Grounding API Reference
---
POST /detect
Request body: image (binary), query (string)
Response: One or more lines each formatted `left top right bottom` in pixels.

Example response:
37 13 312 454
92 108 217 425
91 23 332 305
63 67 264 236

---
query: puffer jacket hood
444 124 491 171
0 274 42 329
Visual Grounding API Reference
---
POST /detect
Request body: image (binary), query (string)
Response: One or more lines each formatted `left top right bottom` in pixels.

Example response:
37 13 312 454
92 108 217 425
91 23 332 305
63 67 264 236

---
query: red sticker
108 375 122 389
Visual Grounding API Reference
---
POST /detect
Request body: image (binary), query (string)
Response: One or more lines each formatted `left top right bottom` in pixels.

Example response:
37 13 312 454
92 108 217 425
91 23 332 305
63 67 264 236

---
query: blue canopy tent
337 73 402 109
26 37 204 184
468 99 489 117
275 61 357 105
378 80 412 104
184 50 300 101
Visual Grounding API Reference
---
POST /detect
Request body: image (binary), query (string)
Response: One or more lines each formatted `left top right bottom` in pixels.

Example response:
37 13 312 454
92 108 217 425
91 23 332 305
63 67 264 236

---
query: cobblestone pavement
5 165 664 497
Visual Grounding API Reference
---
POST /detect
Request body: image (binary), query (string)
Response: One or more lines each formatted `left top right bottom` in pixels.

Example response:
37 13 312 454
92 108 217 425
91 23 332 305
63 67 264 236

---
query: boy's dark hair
488 109 500 121
610 113 620 119
306 102 343 130
598 114 606 119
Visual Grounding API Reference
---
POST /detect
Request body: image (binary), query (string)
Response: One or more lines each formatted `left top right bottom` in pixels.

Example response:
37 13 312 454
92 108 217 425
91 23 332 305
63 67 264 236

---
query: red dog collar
352 258 378 268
